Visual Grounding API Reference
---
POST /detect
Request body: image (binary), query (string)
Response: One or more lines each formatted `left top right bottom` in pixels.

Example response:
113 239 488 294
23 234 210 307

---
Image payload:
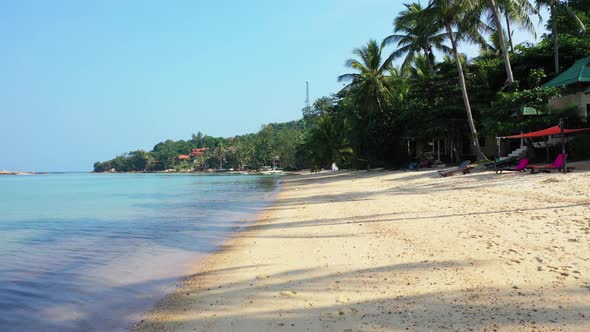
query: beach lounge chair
495 159 529 174
526 154 573 173
484 157 516 169
419 159 433 169
438 160 473 177
408 159 433 171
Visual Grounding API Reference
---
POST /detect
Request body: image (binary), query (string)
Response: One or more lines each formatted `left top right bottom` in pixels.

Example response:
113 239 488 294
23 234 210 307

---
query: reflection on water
0 173 278 332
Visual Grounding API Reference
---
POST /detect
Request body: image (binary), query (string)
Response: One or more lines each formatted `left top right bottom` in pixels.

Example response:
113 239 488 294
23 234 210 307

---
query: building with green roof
545 56 590 121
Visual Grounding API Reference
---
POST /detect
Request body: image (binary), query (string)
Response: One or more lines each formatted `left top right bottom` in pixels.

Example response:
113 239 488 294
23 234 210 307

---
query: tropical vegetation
94 0 589 172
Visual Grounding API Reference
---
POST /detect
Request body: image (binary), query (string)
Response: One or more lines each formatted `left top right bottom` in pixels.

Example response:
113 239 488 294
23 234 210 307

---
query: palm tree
428 0 488 160
306 115 352 171
213 144 226 169
338 40 395 167
408 54 435 83
338 40 395 114
478 27 512 60
383 2 450 72
536 0 586 73
499 0 537 53
473 0 536 83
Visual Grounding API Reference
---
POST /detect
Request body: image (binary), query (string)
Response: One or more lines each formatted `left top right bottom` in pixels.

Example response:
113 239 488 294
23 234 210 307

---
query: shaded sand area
134 164 590 331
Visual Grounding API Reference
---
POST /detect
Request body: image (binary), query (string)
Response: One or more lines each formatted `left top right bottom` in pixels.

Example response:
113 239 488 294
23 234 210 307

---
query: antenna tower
305 81 310 109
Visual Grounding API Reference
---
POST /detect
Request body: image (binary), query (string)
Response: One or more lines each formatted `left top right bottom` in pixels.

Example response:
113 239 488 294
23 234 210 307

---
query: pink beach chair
526 154 572 173
495 159 529 174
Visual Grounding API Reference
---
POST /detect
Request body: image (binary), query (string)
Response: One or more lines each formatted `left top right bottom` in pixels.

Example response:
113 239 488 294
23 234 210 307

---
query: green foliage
302 96 337 120
93 150 151 172
305 115 353 171
568 133 590 160
481 67 562 136
95 0 590 172
338 40 396 115
94 121 306 172
383 2 449 71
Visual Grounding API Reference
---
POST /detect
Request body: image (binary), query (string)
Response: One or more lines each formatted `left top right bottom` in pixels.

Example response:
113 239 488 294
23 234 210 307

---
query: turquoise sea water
0 173 278 332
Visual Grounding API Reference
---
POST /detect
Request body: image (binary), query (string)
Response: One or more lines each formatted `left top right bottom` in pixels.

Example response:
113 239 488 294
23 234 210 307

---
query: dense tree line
306 0 589 168
95 0 589 172
93 121 306 172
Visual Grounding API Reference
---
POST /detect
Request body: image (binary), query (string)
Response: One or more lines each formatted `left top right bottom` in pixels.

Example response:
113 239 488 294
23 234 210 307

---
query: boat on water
258 166 284 175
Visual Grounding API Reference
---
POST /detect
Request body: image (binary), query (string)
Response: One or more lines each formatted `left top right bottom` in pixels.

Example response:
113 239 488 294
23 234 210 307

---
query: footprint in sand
336 295 350 304
279 290 297 297
321 307 359 321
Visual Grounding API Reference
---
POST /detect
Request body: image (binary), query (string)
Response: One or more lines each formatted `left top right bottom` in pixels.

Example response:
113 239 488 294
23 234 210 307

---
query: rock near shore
0 170 34 175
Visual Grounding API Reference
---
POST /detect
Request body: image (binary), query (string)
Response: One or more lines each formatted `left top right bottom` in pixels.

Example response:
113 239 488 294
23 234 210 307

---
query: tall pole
552 4 560 73
560 118 567 174
305 81 310 109
495 137 500 171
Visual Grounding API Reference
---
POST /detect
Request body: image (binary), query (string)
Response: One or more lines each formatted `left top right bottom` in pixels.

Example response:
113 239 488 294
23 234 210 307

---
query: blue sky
0 1 547 171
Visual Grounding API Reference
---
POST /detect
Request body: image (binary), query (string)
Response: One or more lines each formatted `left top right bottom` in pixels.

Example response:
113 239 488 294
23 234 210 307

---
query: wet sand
133 164 590 331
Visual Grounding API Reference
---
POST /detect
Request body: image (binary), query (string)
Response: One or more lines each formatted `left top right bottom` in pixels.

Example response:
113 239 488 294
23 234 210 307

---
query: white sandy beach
133 164 590 331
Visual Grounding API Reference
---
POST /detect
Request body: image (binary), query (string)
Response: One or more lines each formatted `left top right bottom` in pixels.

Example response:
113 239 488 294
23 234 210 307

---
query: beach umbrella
497 120 590 173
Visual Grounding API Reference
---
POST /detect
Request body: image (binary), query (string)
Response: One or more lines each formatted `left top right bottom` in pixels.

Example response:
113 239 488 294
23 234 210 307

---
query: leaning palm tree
478 26 513 60
427 0 488 161
499 0 537 53
383 2 450 72
472 0 536 83
536 0 587 73
338 40 395 114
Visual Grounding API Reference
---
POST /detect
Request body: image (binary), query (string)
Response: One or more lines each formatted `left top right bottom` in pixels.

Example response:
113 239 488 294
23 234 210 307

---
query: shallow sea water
0 173 278 331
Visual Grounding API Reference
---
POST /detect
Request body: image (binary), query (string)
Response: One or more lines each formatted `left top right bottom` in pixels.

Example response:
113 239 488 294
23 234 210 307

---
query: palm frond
337 73 359 83
564 5 587 33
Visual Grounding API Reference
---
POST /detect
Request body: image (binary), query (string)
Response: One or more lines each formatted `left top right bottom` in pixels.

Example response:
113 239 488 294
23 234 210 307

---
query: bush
567 134 590 161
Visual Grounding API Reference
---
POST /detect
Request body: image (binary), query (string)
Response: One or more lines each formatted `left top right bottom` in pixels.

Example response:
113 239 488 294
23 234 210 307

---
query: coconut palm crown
338 40 395 114
383 2 450 72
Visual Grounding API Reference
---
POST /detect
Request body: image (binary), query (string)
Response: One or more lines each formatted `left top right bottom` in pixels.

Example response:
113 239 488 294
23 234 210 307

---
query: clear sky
0 1 547 171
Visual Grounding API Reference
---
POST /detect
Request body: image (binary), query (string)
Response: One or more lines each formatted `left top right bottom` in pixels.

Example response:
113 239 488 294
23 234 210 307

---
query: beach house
545 56 590 122
190 148 209 158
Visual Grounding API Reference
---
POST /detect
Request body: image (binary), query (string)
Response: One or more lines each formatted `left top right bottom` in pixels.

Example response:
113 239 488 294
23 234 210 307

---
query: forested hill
93 119 309 172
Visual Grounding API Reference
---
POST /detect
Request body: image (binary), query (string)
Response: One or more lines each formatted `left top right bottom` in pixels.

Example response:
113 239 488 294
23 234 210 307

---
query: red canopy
500 125 590 139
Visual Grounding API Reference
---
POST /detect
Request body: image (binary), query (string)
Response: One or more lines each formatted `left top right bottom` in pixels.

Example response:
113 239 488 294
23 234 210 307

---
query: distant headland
0 170 36 176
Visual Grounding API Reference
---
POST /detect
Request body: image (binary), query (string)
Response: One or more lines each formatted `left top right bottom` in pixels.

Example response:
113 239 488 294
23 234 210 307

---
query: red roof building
190 148 209 157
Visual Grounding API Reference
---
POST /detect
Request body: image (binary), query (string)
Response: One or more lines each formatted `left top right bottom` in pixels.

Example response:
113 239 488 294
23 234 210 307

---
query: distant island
0 170 36 176
93 119 319 173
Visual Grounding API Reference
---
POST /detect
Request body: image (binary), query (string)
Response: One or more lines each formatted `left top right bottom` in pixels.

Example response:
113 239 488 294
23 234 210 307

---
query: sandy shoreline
133 165 590 331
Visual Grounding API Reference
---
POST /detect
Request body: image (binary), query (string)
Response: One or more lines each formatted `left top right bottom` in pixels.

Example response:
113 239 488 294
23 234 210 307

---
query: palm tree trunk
490 0 515 83
551 4 559 73
423 47 434 72
446 24 486 161
505 13 514 53
376 96 384 112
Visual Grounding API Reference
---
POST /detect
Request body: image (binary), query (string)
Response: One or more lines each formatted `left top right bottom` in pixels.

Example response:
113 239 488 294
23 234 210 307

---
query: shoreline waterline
0 173 281 332
132 177 284 328
133 167 590 331
127 175 284 330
